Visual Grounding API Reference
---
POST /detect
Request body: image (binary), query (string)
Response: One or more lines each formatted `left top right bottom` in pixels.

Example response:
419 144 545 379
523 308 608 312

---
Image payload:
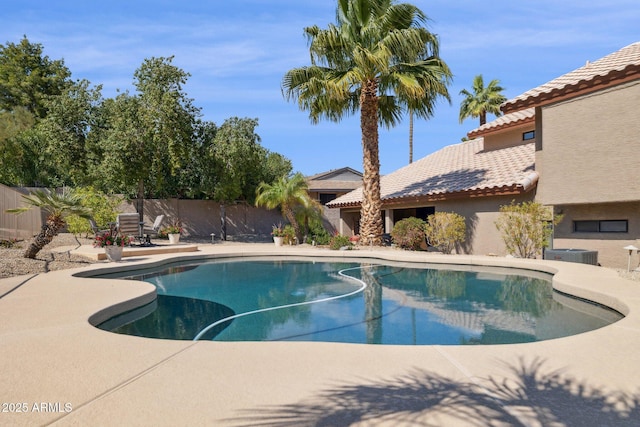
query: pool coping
2 243 639 426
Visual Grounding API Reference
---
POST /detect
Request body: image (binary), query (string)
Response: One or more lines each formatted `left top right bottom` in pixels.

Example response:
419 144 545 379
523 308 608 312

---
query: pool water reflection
96 258 623 345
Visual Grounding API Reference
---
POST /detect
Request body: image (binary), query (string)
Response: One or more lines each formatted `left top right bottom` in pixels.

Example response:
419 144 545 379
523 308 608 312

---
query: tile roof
306 167 362 181
327 139 537 208
467 108 535 139
503 41 640 113
307 180 363 191
306 167 363 192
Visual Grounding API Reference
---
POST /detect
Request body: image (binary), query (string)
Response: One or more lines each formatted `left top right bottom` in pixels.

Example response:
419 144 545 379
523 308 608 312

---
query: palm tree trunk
24 217 63 259
409 109 414 164
359 79 383 246
220 202 227 241
282 205 302 243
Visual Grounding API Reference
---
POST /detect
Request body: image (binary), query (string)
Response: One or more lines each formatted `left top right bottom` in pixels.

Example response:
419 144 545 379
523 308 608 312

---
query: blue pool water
96 257 622 345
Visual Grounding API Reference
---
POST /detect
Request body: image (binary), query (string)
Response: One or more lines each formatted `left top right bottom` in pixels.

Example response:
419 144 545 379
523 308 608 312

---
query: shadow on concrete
226 357 639 426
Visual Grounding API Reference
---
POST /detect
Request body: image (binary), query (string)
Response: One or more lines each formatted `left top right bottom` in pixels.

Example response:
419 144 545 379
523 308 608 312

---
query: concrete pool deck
1 243 639 426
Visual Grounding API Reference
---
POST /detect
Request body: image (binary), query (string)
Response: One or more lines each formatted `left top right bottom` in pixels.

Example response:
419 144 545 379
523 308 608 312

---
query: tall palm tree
6 188 91 259
255 173 312 243
282 0 452 246
459 74 507 126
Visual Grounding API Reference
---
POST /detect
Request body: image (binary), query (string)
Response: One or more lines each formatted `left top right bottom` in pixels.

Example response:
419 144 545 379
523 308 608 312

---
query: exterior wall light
623 245 639 272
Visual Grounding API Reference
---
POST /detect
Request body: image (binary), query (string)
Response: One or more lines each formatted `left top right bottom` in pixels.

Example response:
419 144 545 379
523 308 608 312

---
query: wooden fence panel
0 185 44 239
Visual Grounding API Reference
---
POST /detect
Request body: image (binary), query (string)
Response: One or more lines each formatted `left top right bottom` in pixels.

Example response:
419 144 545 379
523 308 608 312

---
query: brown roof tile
503 41 640 113
467 108 535 139
327 139 537 208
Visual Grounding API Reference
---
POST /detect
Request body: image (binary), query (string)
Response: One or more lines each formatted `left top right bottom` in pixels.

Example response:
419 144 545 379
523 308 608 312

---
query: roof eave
327 184 537 209
502 66 640 114
467 115 536 139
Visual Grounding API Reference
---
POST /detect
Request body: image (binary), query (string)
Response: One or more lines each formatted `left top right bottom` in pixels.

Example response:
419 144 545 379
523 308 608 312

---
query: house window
573 220 628 233
522 130 535 141
319 193 337 205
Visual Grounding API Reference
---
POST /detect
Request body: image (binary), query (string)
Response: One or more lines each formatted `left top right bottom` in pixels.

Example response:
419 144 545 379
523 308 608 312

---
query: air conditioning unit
544 249 598 265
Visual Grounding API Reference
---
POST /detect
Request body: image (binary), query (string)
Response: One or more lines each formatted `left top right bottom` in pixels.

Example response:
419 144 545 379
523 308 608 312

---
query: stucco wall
536 80 640 205
126 199 284 240
334 193 536 256
552 201 640 268
434 193 534 256
482 123 535 151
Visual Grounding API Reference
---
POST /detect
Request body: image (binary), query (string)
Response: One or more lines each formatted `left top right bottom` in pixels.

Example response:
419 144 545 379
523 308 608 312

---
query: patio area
1 243 639 426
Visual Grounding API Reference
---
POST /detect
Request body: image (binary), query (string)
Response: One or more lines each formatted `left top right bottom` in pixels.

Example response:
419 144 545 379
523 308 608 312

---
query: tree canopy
0 36 292 203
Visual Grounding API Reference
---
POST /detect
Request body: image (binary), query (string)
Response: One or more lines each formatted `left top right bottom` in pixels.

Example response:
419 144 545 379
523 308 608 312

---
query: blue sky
2 1 638 176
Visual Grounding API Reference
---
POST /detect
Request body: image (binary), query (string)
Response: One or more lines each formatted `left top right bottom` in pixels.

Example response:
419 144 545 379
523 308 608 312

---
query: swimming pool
96 257 623 345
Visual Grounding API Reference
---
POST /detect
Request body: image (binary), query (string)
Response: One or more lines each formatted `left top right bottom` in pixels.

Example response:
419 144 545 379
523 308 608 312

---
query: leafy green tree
424 211 466 254
260 151 293 189
97 57 199 216
179 119 218 199
93 93 145 195
0 106 36 185
0 37 76 186
66 187 123 237
255 173 312 242
38 79 103 186
208 117 264 239
459 74 507 126
6 188 91 258
283 0 451 246
210 118 263 203
0 36 71 119
495 201 562 259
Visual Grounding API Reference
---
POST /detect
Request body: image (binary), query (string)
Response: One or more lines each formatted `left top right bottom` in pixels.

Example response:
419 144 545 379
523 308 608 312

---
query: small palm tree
294 197 324 243
459 74 507 126
255 173 312 243
6 188 91 259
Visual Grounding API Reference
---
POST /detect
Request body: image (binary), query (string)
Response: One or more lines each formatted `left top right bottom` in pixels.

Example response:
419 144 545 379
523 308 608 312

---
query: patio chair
141 215 165 245
116 213 143 245
88 218 109 237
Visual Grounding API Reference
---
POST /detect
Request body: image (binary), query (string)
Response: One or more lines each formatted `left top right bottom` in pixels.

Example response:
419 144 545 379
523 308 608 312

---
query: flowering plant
161 225 183 235
94 230 133 248
271 224 285 237
160 220 183 236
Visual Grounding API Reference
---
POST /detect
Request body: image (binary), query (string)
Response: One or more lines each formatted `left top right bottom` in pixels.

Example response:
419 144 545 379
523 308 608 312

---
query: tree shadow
224 357 640 426
384 168 488 201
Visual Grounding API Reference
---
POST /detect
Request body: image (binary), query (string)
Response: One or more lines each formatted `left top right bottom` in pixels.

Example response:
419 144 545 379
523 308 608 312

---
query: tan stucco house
327 42 640 268
306 167 363 232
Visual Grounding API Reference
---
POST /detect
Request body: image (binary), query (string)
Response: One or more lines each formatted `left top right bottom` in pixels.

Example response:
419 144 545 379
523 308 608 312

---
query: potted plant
94 226 133 262
161 221 184 244
271 224 285 246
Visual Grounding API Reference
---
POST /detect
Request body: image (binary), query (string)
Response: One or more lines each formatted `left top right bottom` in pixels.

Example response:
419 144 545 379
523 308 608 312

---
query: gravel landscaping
0 233 97 278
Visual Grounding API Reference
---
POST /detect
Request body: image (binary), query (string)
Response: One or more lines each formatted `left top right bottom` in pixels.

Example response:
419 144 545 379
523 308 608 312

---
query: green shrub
283 224 296 245
329 234 353 250
309 222 331 245
391 217 426 250
425 212 466 254
66 187 123 237
495 201 562 259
